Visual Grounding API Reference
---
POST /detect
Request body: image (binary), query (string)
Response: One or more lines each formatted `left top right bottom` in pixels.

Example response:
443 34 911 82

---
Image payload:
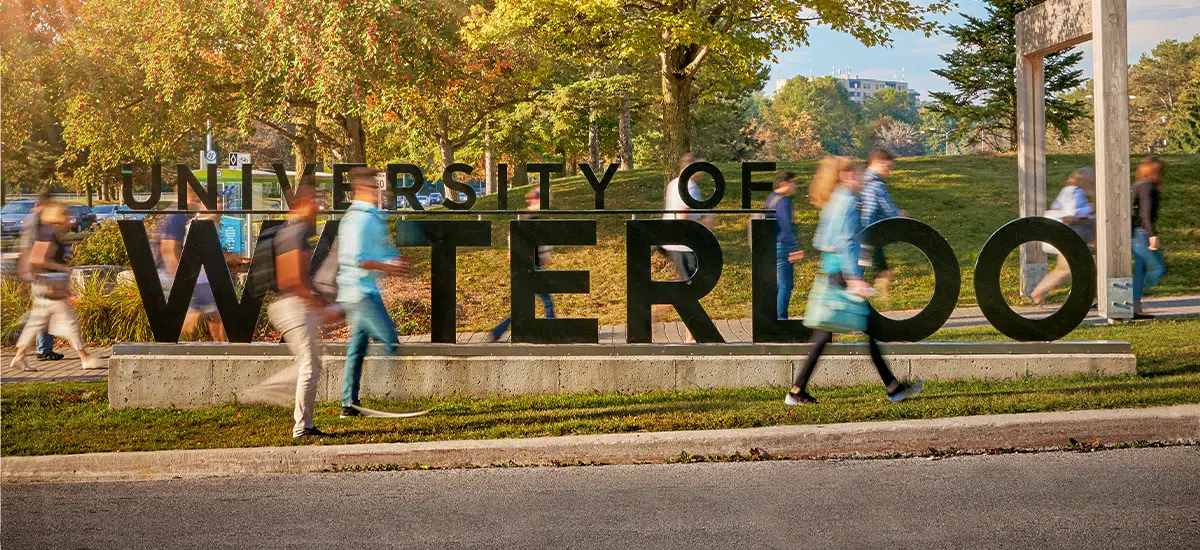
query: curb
4 404 1198 483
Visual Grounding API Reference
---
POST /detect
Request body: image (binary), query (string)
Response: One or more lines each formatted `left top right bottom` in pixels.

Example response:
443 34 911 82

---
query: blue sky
767 0 1200 98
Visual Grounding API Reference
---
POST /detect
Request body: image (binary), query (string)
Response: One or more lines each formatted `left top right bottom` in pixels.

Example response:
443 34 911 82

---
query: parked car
418 196 430 207
65 204 97 232
428 192 443 205
1 200 37 237
92 204 144 221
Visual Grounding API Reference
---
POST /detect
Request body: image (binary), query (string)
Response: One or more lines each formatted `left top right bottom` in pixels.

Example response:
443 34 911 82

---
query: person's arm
1136 184 1155 236
359 217 407 275
876 183 901 219
776 196 798 253
29 240 69 272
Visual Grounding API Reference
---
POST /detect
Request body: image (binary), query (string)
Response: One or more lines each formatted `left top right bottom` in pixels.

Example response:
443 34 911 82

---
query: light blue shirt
337 200 399 303
813 187 865 280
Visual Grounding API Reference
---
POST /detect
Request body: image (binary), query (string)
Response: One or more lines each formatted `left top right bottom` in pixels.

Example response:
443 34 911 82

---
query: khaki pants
244 296 322 437
17 294 83 351
1031 252 1080 302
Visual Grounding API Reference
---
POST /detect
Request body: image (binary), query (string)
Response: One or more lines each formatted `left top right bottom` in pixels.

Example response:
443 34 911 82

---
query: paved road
4 446 1199 549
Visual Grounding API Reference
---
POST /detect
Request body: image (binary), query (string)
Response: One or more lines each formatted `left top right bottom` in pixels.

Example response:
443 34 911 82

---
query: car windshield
68 205 89 215
94 205 117 213
2 202 35 215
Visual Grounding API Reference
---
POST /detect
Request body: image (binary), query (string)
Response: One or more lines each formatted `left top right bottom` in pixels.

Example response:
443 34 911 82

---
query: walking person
9 202 97 372
16 190 62 361
337 167 409 418
486 188 554 342
155 190 227 340
858 148 905 299
785 156 922 405
1131 157 1167 319
656 153 714 342
766 170 804 319
243 184 342 438
1031 168 1096 306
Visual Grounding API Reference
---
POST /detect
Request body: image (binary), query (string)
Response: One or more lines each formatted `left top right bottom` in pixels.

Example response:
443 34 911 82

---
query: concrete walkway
4 294 1199 384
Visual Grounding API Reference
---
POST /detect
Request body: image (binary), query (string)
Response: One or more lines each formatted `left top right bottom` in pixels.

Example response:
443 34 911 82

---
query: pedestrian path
4 294 1199 384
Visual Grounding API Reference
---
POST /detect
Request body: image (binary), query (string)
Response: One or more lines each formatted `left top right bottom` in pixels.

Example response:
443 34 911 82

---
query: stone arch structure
1015 0 1132 321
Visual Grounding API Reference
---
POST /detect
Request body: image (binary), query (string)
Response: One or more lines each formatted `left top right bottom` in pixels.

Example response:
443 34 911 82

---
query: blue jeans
490 294 554 339
1132 229 1166 302
776 244 795 319
37 331 54 355
341 293 399 406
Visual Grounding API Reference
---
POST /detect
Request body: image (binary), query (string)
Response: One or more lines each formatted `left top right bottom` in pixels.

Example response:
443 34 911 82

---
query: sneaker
340 405 362 418
888 379 924 402
37 351 64 361
294 427 332 439
485 333 499 343
784 391 817 405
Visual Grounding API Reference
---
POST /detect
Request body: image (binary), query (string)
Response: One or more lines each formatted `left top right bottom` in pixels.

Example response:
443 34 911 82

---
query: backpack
248 223 283 298
311 240 339 303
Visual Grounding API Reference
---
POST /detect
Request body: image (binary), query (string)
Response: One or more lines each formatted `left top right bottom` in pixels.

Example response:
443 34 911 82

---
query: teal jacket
812 187 865 280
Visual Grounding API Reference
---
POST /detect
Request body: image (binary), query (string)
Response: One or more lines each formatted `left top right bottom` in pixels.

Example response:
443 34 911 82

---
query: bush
69 220 129 267
73 275 152 344
1 276 33 344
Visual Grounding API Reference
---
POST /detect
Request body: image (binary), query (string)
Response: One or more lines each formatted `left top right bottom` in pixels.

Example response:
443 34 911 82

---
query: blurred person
337 167 409 418
1131 157 1167 319
656 153 714 342
155 189 227 340
487 187 554 342
766 170 804 319
15 190 62 361
858 148 905 299
1031 168 1096 306
785 156 922 406
9 203 97 371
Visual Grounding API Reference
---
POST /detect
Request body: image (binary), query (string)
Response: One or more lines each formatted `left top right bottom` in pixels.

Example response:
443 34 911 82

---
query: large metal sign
118 161 1096 344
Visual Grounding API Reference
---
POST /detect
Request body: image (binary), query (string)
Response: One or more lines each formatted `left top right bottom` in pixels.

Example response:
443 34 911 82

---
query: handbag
803 253 869 333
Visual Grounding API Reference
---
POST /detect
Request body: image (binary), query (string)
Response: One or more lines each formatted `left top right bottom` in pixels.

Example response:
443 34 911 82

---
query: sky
767 0 1200 98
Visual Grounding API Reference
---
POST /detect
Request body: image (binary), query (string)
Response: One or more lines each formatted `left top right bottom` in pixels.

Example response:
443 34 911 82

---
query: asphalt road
4 446 1199 549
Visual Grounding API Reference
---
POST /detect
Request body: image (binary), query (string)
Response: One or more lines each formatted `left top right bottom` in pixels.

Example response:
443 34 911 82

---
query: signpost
227 152 251 170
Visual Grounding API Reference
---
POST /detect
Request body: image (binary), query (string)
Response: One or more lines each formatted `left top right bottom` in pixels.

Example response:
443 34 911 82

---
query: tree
768 76 861 154
869 116 923 157
862 87 919 125
479 0 949 178
1129 36 1200 153
1168 76 1200 154
929 0 1086 152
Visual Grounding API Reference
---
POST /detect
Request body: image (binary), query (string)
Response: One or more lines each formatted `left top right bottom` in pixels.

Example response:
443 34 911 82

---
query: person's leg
1132 230 1149 306
776 244 794 319
1030 253 1071 304
790 330 833 392
872 247 892 299
11 298 52 369
359 293 399 352
538 293 555 319
207 316 227 342
341 301 370 407
489 317 513 340
291 307 321 436
47 300 92 369
36 331 55 357
865 314 899 392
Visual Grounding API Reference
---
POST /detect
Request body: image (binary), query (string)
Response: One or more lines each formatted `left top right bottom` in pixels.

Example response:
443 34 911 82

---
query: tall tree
1168 76 1200 154
862 87 919 126
929 0 1086 152
479 0 949 178
768 76 861 155
1129 36 1200 154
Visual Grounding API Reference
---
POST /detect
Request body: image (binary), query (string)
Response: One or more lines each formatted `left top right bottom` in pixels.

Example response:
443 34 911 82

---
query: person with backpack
9 202 97 372
858 148 904 299
486 187 554 342
337 167 409 418
766 170 804 319
16 190 62 362
785 156 922 406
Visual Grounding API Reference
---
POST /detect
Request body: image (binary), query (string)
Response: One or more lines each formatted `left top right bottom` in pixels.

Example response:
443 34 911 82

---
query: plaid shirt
860 170 901 227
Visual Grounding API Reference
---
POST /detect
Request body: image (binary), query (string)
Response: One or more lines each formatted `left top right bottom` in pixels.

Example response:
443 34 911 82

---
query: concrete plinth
107 342 1136 410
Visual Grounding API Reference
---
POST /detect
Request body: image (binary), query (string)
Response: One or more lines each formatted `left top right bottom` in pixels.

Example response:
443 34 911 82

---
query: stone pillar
1093 0 1133 320
1016 54 1048 297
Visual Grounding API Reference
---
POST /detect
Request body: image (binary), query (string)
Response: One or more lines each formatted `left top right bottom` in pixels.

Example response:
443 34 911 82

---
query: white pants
244 295 322 437
17 295 83 351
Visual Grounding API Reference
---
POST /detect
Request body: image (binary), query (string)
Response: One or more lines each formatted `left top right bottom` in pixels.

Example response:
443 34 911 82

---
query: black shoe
340 405 362 418
1132 312 1156 320
784 391 817 405
37 351 64 361
294 427 332 439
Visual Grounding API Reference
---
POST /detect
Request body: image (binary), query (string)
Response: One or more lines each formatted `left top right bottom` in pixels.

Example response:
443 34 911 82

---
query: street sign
205 150 218 164
228 152 251 169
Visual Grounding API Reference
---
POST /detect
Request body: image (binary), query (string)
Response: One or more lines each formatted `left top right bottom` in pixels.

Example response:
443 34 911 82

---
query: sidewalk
4 294 1199 384
4 404 1197 483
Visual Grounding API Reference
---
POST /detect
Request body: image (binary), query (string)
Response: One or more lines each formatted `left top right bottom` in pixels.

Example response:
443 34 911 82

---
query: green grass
402 153 1200 332
4 317 1198 457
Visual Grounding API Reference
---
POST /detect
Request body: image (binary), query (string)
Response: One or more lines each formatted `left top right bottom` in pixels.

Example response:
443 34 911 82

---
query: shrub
1 276 33 344
69 220 129 267
74 275 152 344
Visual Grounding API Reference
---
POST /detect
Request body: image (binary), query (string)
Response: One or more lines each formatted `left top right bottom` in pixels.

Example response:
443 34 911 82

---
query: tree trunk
619 94 633 170
86 180 93 207
437 133 455 171
293 112 319 182
661 46 695 180
484 123 496 194
588 107 600 168
341 115 367 163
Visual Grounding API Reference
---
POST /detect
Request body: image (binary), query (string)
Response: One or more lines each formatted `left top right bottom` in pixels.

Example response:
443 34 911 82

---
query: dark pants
792 279 898 392
776 244 794 319
490 294 555 339
871 246 889 273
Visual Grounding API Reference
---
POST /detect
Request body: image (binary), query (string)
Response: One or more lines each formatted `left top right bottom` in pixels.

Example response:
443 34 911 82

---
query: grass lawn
3 318 1198 457
404 153 1200 332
